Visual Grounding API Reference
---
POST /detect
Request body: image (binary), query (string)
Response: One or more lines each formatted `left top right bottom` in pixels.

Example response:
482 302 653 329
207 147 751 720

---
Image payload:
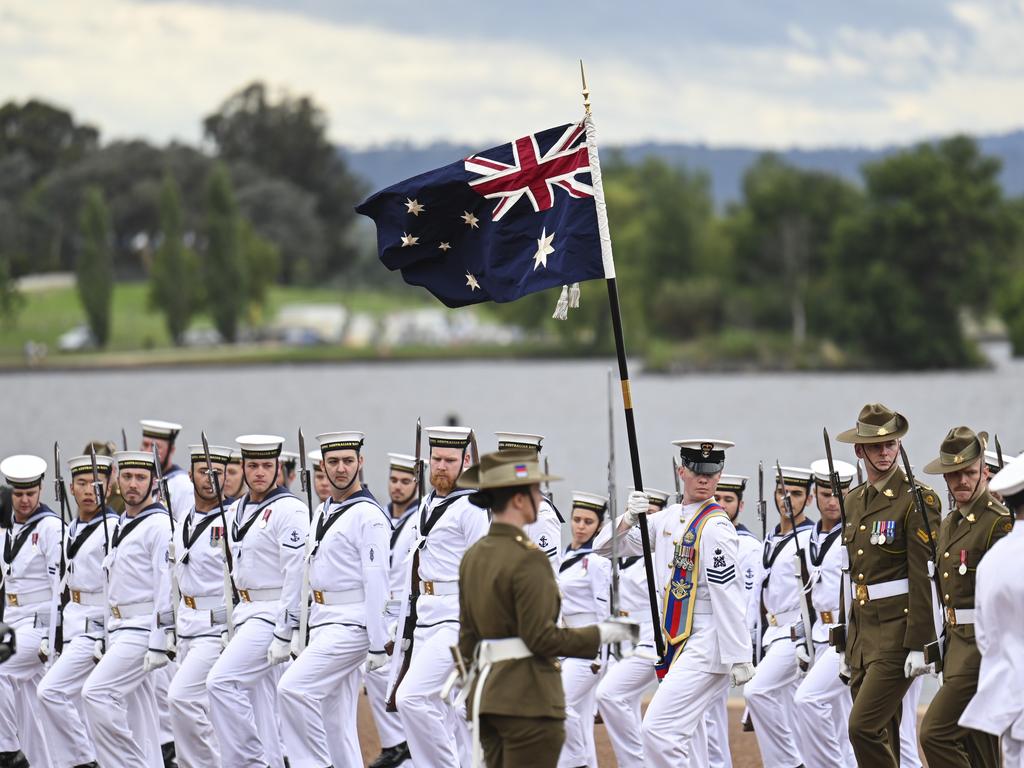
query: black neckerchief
232 486 296 541
389 502 418 549
311 489 387 556
762 518 815 570
543 494 565 523
418 489 475 539
810 521 843 567
559 544 593 573
112 504 167 548
180 508 223 564
620 555 643 570
3 506 59 564
66 510 116 561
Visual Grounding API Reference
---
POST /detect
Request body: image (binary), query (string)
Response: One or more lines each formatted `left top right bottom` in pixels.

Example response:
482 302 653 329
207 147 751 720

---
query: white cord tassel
568 282 581 309
552 285 569 320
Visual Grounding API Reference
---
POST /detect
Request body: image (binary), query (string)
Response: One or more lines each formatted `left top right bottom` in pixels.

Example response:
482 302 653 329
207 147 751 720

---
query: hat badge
700 442 713 458
877 427 888 436
954 454 963 464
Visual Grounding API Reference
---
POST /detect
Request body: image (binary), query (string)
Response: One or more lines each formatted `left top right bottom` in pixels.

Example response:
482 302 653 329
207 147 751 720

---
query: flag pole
580 61 665 660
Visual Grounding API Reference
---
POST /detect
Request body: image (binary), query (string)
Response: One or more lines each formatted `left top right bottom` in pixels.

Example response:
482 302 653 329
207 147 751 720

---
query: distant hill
341 129 1024 208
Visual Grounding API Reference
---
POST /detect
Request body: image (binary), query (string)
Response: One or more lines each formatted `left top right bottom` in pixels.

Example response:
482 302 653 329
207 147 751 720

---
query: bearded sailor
140 419 194 522
205 434 309 768
81 450 173 768
0 454 60 768
36 453 118 768
594 439 753 768
277 431 391 768
495 432 563 569
166 443 234 767
595 488 669 768
391 426 489 768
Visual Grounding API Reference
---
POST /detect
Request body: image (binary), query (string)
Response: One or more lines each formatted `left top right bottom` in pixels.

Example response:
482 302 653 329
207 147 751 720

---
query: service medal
877 533 886 545
870 533 879 545
958 564 967 575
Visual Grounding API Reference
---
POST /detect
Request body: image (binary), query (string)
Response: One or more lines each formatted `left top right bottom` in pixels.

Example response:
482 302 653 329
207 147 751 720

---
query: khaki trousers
921 672 1000 768
480 714 565 768
850 656 911 768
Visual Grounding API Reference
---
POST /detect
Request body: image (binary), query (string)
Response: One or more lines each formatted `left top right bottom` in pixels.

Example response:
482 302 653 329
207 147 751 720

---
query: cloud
1 0 1023 150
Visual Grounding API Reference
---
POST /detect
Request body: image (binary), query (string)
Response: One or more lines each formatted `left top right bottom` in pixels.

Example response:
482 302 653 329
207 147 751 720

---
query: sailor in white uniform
205 434 308 768
793 459 858 768
366 452 419 768
744 465 816 768
81 450 174 768
140 419 194 523
0 455 60 768
391 426 489 768
595 488 669 768
278 431 391 768
495 432 563 569
167 443 234 767
309 449 331 505
960 452 1024 766
595 439 753 768
36 453 118 768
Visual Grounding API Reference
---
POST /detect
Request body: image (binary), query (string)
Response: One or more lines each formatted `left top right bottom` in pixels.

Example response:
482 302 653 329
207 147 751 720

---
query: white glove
267 634 293 666
92 639 105 662
730 661 755 687
794 644 811 676
365 651 388 672
597 619 639 645
623 491 648 527
904 650 933 678
839 657 852 685
220 630 230 650
38 637 50 663
143 649 169 673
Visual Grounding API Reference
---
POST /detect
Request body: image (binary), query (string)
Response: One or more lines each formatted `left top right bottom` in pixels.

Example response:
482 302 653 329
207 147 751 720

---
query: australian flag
355 121 605 308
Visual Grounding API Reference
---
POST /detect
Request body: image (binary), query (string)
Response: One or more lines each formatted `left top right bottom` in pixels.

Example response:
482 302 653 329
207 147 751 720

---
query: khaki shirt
935 488 1011 679
843 466 942 666
458 522 601 720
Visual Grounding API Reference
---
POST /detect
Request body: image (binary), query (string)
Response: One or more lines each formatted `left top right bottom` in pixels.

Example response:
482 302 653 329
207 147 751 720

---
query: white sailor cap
630 487 671 509
114 450 157 471
775 465 814 487
0 455 48 488
307 449 323 466
990 452 1024 499
388 453 418 474
235 435 285 460
672 439 734 475
495 432 544 453
68 454 114 476
426 426 472 450
140 419 183 441
716 474 749 494
228 449 243 464
188 444 233 464
572 491 609 514
317 432 365 455
810 459 856 487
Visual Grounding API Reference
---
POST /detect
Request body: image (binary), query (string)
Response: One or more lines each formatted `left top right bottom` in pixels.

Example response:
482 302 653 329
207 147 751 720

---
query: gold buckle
184 595 197 609
820 611 834 624
946 606 957 627
6 594 17 607
767 613 778 626
313 590 325 605
71 590 82 604
239 589 251 602
855 584 869 602
111 606 122 619
422 581 435 596
618 610 630 617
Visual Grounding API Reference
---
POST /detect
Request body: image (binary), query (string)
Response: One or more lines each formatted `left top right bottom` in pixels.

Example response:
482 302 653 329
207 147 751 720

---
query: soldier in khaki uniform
835 403 942 767
919 427 1010 768
456 451 636 768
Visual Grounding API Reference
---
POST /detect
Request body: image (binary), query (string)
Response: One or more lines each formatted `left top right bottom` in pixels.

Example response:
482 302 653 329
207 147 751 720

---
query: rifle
51 443 69 657
296 429 315 652
995 435 1005 471
607 370 620 658
899 445 945 670
823 429 849 651
386 418 423 712
152 446 180 635
201 432 237 639
775 462 815 666
88 445 112 651
671 457 681 504
757 461 767 541
120 428 128 452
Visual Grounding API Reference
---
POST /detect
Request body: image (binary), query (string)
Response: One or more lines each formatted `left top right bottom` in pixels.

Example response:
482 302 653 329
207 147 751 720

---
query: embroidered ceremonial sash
655 499 726 679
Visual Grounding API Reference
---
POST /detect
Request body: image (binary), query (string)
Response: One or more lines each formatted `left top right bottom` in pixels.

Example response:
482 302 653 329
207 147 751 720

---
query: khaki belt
312 587 365 606
70 590 105 606
5 588 51 607
419 580 458 596
946 607 975 626
237 588 282 603
853 578 909 604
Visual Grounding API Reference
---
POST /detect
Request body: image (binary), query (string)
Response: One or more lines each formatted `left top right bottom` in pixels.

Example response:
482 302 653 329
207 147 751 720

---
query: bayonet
120 428 127 452
298 429 314 523
775 461 815 666
757 461 767 541
996 434 1005 471
51 443 69 660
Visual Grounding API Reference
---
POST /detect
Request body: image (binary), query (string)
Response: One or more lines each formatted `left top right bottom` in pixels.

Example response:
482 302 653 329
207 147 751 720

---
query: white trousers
900 674 924 768
396 622 463 768
168 636 222 768
154 661 176 745
705 691 733 768
206 618 286 768
0 620 50 767
37 633 99 768
793 644 855 768
1004 733 1024 768
744 639 806 768
365 650 405 749
558 657 602 768
641 652 723 768
596 651 655 768
81 628 163 768
278 623 367 768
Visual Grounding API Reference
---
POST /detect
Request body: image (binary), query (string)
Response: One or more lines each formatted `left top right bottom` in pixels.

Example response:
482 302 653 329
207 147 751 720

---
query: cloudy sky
3 0 1024 149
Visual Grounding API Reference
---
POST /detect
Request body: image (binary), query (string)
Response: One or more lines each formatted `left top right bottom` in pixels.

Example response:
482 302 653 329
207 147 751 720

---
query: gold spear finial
580 59 591 115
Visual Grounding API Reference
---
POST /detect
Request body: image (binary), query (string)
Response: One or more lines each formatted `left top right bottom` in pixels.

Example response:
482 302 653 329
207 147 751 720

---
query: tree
238 220 280 325
0 99 99 186
150 174 202 345
203 163 245 343
76 187 114 347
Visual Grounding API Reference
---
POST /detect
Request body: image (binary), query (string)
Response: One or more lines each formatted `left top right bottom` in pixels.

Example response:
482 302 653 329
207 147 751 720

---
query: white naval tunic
523 496 562 570
0 506 61 767
163 465 196 523
37 509 117 768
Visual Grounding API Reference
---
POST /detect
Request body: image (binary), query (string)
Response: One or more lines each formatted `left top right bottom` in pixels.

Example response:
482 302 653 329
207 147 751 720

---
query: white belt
562 611 597 628
5 588 51 608
69 590 105 606
947 607 975 626
238 588 282 603
460 638 533 768
766 607 801 627
181 594 222 610
419 580 458 596
693 598 713 615
311 587 364 605
386 600 403 613
110 601 153 619
854 578 909 602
